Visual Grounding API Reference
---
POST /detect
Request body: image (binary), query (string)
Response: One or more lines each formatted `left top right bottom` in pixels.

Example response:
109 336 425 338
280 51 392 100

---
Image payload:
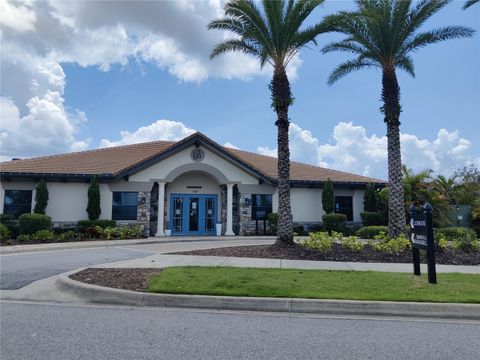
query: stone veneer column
155 182 166 237
136 191 151 237
225 183 235 236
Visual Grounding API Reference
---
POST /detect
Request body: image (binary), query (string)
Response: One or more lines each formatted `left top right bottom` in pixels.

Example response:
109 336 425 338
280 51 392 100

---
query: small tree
87 175 101 220
34 179 49 214
363 183 377 212
322 179 335 214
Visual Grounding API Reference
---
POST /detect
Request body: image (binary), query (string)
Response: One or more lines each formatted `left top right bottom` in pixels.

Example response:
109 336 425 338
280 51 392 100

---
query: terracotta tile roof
0 133 385 184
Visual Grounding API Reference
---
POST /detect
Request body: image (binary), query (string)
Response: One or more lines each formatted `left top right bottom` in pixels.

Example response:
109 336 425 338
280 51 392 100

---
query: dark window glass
112 192 137 220
4 190 32 218
335 196 353 221
252 194 273 220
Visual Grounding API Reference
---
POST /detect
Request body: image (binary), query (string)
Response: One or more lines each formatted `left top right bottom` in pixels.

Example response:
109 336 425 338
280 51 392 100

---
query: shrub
34 179 49 214
33 229 54 242
77 219 116 232
341 236 364 252
356 226 388 239
435 232 448 251
17 234 31 242
84 226 102 239
307 223 323 233
322 179 334 214
267 213 277 235
86 175 101 220
363 183 377 212
293 225 306 236
372 232 410 255
0 215 18 238
436 227 477 242
303 232 333 253
322 213 347 234
0 223 11 240
18 213 51 235
58 230 77 241
360 212 386 226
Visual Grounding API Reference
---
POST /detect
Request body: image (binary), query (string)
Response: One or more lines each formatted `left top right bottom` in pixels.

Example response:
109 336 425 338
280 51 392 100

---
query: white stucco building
0 133 385 236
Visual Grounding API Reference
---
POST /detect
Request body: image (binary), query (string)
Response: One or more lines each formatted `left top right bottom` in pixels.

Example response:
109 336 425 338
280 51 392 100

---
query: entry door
170 194 217 235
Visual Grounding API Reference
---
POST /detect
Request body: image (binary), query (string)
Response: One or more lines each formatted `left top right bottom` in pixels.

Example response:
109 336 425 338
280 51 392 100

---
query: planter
216 224 222 236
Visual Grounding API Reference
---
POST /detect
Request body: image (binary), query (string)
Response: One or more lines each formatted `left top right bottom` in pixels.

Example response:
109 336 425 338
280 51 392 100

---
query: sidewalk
95 253 480 274
0 236 276 254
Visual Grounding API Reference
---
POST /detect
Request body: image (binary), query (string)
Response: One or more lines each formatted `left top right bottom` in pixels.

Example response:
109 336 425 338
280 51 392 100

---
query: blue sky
1 0 479 179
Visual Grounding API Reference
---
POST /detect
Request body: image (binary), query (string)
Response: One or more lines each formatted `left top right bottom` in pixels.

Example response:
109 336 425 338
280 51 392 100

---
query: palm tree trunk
271 66 294 245
382 67 406 237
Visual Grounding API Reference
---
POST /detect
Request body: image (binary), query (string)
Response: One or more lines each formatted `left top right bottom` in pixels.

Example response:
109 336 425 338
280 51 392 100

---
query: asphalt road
0 247 152 289
1 301 479 360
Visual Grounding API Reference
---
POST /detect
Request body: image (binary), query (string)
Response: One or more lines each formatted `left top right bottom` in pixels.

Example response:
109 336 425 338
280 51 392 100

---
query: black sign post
409 203 437 284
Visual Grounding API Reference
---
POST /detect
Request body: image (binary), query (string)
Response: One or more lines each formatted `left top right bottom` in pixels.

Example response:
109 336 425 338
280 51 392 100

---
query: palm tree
322 0 474 237
208 0 328 245
464 0 479 10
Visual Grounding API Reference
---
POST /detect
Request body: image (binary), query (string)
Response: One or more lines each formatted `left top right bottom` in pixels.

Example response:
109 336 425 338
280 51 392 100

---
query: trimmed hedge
436 227 477 241
356 226 388 239
78 219 116 232
360 212 386 226
0 223 10 240
322 213 347 234
0 214 19 238
19 213 52 235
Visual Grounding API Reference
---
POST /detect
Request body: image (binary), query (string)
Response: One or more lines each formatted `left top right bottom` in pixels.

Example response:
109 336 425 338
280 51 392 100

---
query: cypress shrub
322 179 334 214
356 226 388 239
266 213 278 235
34 179 49 214
363 183 377 212
86 175 101 220
322 213 347 234
19 213 52 235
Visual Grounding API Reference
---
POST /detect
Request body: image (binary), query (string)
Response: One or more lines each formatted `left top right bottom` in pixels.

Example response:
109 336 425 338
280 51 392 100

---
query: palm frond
327 57 378 85
210 39 261 60
463 0 479 10
396 55 415 77
401 26 475 54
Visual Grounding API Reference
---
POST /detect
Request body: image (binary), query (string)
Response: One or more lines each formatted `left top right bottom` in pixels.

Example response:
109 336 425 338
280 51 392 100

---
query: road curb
57 275 480 320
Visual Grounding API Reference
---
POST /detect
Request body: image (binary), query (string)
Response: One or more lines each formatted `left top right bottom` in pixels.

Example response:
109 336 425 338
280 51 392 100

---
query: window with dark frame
251 194 272 220
112 192 138 220
335 196 353 221
3 190 32 218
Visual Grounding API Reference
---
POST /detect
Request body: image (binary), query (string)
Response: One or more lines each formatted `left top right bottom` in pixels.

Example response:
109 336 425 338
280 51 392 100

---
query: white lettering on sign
411 233 427 246
410 219 426 228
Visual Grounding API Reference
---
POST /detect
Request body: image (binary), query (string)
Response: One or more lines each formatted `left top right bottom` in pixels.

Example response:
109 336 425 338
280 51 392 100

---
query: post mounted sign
410 216 428 249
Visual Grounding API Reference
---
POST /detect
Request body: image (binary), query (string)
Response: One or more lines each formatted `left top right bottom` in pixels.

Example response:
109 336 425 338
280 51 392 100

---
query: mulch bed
70 268 162 292
173 244 480 266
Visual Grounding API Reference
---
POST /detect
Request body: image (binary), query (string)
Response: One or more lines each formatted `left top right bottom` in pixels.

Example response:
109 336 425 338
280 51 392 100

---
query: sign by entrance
409 203 437 284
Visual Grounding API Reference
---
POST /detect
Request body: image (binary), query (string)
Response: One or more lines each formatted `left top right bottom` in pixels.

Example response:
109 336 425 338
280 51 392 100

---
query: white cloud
99 119 196 148
224 142 239 149
257 122 478 178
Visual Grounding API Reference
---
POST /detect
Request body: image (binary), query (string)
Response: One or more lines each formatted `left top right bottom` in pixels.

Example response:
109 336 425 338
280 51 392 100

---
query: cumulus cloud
257 122 478 178
224 142 239 150
0 0 306 160
99 120 196 148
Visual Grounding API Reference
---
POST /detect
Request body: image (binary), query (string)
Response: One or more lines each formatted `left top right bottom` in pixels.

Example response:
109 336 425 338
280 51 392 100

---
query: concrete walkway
96 253 480 274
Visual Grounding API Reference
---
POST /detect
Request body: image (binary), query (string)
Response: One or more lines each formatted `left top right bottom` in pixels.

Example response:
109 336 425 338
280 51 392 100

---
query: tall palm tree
322 0 474 237
464 0 479 10
208 0 328 245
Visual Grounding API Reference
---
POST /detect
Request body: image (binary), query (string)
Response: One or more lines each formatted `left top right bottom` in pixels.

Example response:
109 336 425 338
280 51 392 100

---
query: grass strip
148 266 480 303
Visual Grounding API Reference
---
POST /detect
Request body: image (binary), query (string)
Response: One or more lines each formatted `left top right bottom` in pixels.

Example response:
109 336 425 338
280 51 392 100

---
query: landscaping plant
322 179 334 214
341 236 364 252
34 179 49 214
303 232 334 253
208 0 330 245
323 0 474 237
86 175 101 220
322 213 346 234
18 213 51 235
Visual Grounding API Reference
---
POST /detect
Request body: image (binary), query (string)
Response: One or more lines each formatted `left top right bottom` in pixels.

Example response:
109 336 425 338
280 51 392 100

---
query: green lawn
148 267 480 303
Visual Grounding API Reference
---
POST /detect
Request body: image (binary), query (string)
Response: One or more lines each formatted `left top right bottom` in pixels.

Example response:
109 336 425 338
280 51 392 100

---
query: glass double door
170 194 217 235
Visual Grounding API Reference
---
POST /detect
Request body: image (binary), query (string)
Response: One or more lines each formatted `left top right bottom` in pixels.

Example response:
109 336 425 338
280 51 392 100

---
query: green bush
34 179 49 214
360 212 386 226
0 223 11 240
0 214 19 238
303 232 334 253
322 213 347 234
77 219 116 232
436 227 477 241
372 232 410 255
322 179 334 214
341 236 364 252
18 213 51 235
33 229 54 242
363 183 377 212
58 230 77 241
307 224 323 233
17 234 31 242
356 226 388 239
435 232 448 251
293 225 306 236
266 213 277 235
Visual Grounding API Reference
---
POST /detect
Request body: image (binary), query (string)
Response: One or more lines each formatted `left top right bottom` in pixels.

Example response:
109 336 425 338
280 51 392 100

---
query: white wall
291 188 324 222
130 145 259 185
